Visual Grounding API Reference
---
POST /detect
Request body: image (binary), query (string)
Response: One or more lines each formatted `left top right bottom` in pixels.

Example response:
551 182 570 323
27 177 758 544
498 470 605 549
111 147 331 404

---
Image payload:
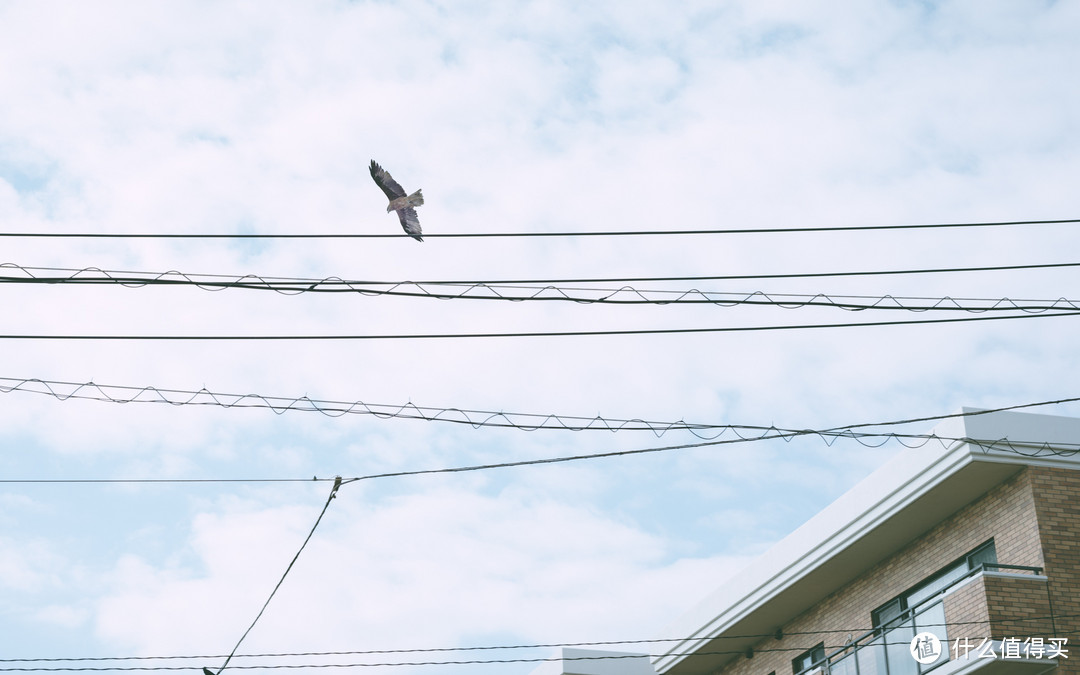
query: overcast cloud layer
1 1 1079 673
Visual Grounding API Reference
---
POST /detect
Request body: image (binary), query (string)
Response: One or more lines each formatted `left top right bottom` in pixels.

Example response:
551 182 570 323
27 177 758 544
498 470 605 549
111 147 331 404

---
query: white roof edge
527 648 656 675
653 408 1080 673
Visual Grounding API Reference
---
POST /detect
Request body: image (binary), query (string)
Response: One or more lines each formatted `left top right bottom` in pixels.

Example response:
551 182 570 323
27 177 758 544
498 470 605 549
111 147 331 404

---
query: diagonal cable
207 478 342 675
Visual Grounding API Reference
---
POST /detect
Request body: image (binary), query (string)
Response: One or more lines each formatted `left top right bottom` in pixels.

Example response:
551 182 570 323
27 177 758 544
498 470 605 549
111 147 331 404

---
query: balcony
810 565 1057 675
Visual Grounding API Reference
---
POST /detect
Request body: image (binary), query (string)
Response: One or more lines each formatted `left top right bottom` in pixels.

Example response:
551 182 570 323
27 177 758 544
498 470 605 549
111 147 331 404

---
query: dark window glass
792 644 825 675
967 541 997 570
871 597 905 629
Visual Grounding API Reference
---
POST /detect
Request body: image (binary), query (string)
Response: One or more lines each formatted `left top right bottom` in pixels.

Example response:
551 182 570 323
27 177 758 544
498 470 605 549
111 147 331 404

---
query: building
536 408 1080 675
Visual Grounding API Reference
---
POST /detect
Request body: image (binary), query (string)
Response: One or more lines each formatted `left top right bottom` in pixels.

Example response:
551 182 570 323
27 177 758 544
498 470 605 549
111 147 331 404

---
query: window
872 540 996 629
792 644 825 675
871 597 904 629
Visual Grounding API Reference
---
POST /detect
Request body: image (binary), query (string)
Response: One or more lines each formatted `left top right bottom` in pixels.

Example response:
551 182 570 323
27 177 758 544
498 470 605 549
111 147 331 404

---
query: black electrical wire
207 478 343 675
0 375 822 437
0 477 320 484
3 431 1078 487
3 398 1078 489
2 265 1077 312
0 217 1075 239
5 612 1073 666
2 634 1075 671
332 433 1079 488
3 377 1078 439
0 647 910 671
5 261 1080 287
1 309 1078 341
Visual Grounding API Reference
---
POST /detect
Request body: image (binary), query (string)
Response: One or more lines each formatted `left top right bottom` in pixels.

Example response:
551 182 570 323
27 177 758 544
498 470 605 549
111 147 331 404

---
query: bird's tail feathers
407 189 424 207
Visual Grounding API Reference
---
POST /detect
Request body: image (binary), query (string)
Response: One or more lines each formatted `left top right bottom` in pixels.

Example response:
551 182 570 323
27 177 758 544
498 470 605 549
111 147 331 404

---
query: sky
1 1 1079 673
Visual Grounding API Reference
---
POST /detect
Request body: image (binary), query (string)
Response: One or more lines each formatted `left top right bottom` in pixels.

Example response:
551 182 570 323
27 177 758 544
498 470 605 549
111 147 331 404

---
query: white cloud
1 0 1079 665
94 486 749 659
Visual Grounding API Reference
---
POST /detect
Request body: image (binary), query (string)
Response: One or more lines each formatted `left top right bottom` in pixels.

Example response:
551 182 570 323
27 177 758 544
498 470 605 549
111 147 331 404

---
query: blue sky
1 1 1080 673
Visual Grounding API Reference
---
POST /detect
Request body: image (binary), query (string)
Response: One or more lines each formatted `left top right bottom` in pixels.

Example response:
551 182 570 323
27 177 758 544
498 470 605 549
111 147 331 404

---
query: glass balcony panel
856 636 887 675
914 603 948 643
913 603 949 672
849 602 948 675
830 651 858 675
885 622 917 675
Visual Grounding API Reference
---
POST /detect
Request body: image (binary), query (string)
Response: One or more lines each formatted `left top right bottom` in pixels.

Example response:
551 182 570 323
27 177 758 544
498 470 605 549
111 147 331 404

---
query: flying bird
369 160 424 241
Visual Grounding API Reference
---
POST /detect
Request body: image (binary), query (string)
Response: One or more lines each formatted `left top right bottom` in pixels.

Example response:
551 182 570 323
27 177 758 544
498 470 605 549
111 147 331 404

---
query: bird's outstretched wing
397 207 423 241
369 160 406 200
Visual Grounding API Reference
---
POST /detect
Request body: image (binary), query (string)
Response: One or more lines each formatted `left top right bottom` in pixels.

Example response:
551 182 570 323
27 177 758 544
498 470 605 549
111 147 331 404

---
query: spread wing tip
398 208 424 242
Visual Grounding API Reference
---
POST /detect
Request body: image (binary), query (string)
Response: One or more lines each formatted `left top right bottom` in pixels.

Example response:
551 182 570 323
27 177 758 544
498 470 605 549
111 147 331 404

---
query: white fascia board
654 409 1080 674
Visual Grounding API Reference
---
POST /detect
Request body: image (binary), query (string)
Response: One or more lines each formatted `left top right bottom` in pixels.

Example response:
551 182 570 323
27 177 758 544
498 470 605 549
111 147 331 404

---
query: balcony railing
800 564 1043 675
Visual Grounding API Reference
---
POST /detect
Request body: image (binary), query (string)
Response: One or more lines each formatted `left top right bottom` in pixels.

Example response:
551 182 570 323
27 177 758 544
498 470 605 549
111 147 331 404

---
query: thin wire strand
6 261 1080 287
335 433 1080 488
4 612 1073 666
2 633 1075 671
3 265 1077 313
0 217 1076 239
4 400 1079 488
6 262 1080 286
3 377 1078 439
4 431 1078 487
1 308 1079 340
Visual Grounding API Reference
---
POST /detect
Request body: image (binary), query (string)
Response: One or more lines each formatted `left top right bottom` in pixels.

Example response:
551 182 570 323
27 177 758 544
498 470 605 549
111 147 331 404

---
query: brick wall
982 572 1054 639
716 467 1047 675
942 575 989 643
1029 467 1080 675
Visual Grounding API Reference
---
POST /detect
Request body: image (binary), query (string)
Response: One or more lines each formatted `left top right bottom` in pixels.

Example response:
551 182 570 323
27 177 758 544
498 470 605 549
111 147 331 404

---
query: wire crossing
3 378 1078 439
208 478 342 675
2 264 1078 312
6 427 1080 487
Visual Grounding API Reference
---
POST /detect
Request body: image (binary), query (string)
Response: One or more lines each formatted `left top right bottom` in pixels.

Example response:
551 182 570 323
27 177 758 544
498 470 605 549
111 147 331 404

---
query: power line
0 647 910 671
0 477 323 484
6 612 1073 666
6 393 1080 486
208 478 342 675
3 631 1076 671
3 377 1078 439
4 430 1079 487
0 217 1076 239
6 261 1080 288
0 376 809 437
4 398 1079 488
3 265 1077 312
332 433 1080 487
1 309 1078 341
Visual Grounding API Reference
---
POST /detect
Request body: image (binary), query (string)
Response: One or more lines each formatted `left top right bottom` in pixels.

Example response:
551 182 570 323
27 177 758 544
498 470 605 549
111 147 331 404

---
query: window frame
871 539 996 631
791 643 826 675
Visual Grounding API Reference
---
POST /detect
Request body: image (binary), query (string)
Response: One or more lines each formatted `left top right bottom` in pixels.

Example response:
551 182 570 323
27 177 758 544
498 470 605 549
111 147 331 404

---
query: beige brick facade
714 465 1074 675
1030 467 1080 675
